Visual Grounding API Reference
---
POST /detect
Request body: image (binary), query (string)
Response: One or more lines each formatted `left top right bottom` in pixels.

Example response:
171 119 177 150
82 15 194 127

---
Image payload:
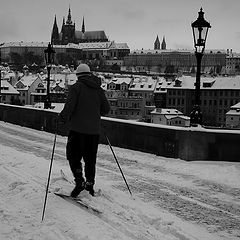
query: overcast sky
1 0 240 52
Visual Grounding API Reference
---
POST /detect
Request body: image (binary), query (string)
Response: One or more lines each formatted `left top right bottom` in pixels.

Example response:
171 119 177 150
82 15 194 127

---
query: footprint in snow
9 181 26 191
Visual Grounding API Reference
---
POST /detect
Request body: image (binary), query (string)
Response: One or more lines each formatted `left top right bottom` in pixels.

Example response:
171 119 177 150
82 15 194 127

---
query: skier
59 63 110 197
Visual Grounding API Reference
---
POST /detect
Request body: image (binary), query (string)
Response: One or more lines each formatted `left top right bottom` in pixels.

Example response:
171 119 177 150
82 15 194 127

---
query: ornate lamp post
190 8 211 126
44 42 55 109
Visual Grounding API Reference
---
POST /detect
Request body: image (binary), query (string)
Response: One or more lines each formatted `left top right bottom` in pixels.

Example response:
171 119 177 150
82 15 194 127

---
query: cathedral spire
51 15 59 44
61 17 65 32
66 5 72 25
161 36 166 50
82 16 85 33
154 35 160 50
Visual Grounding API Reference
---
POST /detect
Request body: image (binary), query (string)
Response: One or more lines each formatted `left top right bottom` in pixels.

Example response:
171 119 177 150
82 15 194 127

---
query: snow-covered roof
77 42 110 49
230 102 240 109
1 80 19 94
16 74 41 88
226 109 240 116
130 49 227 55
1 42 48 48
130 49 194 54
165 115 190 120
129 77 157 91
109 42 129 49
151 108 183 115
167 76 240 90
110 77 132 85
77 41 129 50
154 77 169 92
1 42 81 50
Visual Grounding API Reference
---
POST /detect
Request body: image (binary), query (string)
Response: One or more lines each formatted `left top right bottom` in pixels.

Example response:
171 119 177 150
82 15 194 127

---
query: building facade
124 49 226 74
0 80 20 104
226 102 240 128
151 108 190 127
225 49 240 75
0 41 129 67
165 76 240 126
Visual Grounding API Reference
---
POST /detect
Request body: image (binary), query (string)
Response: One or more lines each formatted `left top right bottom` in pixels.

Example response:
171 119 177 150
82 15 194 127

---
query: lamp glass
191 8 211 53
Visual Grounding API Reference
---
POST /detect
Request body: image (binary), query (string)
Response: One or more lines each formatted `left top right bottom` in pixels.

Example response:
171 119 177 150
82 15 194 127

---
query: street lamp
44 42 55 109
190 8 211 126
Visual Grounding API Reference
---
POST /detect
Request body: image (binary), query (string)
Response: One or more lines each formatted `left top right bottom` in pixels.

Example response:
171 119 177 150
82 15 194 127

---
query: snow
0 121 240 240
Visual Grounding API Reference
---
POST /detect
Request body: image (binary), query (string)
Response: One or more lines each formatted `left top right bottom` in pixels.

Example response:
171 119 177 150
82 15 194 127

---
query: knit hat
76 64 90 75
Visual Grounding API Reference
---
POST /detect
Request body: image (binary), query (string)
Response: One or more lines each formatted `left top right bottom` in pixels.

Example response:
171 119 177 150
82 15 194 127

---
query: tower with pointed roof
51 15 60 44
50 6 108 45
82 17 85 34
154 35 160 50
161 36 166 50
60 6 76 44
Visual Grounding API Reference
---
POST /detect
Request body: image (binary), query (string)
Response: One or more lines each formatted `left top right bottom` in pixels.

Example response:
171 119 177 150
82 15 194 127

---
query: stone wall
0 104 239 161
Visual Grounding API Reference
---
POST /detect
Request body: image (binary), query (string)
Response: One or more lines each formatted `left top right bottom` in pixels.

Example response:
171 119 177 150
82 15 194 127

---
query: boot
85 182 95 196
70 179 85 198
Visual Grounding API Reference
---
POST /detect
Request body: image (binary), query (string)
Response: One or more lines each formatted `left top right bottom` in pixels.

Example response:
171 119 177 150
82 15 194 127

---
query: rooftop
1 80 20 94
167 76 240 90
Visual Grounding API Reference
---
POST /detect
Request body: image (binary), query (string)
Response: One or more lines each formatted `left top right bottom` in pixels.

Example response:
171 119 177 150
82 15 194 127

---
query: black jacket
59 73 110 134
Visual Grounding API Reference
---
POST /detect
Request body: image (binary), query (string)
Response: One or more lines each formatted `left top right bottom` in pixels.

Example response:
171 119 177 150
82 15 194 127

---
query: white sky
1 0 240 52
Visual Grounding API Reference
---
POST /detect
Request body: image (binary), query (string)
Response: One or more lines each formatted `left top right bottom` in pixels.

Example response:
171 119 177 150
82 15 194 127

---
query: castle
51 7 108 45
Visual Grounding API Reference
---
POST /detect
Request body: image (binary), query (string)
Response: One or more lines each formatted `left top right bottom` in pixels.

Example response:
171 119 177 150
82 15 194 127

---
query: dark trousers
66 130 99 184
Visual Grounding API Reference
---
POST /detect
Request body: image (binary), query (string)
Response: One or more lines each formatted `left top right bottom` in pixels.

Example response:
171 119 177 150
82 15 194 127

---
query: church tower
161 36 166 50
154 35 160 50
61 6 76 44
51 15 60 45
51 7 108 45
82 17 85 33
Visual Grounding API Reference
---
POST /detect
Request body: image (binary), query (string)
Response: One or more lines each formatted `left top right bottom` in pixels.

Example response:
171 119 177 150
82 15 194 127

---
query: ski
54 192 102 214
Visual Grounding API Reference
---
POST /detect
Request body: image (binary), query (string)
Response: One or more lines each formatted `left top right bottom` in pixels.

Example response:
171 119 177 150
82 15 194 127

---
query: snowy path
0 121 240 240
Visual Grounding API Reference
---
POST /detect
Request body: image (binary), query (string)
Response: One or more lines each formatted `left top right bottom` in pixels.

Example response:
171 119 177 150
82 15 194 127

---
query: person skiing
59 63 110 197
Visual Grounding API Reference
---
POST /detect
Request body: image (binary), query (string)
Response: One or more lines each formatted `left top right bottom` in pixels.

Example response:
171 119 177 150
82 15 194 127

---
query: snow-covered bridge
0 121 240 239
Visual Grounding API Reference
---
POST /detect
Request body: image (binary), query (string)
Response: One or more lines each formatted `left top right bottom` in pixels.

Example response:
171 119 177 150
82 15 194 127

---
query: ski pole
41 119 58 222
104 132 132 196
